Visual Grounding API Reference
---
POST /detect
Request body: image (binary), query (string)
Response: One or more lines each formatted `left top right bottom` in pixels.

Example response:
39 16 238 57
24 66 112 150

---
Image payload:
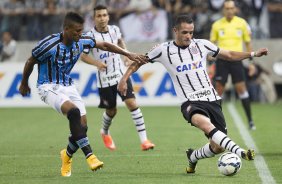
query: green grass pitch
0 102 281 184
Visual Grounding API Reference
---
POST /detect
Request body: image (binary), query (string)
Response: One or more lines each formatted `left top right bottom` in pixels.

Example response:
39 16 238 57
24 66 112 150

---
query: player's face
66 22 83 42
174 22 194 47
223 1 236 20
94 9 109 30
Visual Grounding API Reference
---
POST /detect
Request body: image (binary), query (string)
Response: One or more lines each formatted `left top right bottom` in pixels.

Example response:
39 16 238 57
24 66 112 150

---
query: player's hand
19 82 31 97
117 79 128 96
123 57 133 67
127 53 147 64
255 48 268 57
97 62 107 71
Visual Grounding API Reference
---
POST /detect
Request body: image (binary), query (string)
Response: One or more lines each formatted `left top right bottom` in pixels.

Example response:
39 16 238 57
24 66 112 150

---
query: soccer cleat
186 148 197 173
86 154 104 171
241 149 255 160
141 140 155 151
249 122 256 130
60 149 72 177
101 130 116 151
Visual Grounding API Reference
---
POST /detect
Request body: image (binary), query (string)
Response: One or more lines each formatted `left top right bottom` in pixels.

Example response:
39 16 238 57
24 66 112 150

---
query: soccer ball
217 152 242 176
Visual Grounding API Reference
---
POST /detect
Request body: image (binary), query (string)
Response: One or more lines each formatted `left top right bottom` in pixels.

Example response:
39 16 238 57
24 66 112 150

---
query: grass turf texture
0 102 281 184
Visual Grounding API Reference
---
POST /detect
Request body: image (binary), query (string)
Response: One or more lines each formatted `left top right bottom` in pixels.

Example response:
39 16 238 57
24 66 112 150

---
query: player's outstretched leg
208 128 255 160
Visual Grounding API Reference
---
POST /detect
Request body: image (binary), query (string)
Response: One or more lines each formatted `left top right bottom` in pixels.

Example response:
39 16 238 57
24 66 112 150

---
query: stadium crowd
0 0 282 41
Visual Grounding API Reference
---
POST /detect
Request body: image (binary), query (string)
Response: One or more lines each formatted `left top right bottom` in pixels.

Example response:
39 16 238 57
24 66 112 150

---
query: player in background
210 0 256 130
117 15 268 173
80 5 155 151
19 12 144 177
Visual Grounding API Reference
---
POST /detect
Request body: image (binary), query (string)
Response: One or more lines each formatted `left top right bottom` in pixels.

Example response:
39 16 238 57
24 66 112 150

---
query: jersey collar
173 41 190 49
94 26 109 33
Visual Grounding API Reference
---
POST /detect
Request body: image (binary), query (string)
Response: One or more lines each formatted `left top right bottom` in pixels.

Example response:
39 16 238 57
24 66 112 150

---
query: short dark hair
94 5 108 16
63 12 84 28
174 14 194 28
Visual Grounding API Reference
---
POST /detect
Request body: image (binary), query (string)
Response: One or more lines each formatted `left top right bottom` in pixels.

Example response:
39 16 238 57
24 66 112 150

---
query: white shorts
37 84 86 116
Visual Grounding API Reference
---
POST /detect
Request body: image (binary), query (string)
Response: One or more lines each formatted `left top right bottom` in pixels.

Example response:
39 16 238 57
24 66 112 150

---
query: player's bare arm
217 48 268 61
117 38 132 66
19 56 38 96
95 41 146 64
117 61 145 96
80 53 107 71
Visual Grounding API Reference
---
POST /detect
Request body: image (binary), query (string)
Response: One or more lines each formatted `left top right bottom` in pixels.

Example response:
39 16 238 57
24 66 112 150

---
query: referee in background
210 0 256 130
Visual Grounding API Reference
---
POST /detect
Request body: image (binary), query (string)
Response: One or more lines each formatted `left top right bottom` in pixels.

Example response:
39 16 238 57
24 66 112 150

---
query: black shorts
181 100 227 135
215 59 246 85
98 79 135 109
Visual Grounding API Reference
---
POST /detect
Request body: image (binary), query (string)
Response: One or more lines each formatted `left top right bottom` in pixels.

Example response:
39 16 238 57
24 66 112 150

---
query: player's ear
173 27 177 33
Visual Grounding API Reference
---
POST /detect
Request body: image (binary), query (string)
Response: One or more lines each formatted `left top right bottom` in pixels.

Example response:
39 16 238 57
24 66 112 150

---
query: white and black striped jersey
147 39 222 103
83 25 125 88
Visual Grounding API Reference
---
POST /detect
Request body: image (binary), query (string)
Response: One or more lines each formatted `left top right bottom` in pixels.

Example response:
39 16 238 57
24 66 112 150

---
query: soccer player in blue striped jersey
80 5 155 151
118 15 268 174
19 12 144 177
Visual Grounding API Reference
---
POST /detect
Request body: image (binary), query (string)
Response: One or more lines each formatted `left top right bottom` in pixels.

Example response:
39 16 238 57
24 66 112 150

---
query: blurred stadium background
1 0 282 106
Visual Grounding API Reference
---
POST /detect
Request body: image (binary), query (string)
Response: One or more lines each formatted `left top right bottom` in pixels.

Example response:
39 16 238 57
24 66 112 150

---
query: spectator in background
267 0 282 38
151 0 175 39
247 0 267 38
42 0 64 36
0 31 17 62
108 0 131 25
25 0 45 40
244 62 276 103
0 0 25 40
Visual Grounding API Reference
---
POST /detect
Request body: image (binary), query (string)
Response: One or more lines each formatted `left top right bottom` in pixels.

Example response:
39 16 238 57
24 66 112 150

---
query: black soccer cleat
186 148 197 173
241 149 255 161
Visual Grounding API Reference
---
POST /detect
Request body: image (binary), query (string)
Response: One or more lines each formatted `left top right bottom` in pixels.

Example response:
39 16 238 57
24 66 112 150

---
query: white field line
227 103 276 184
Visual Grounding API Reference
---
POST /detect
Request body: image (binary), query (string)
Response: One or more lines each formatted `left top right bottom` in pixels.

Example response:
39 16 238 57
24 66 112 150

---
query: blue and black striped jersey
32 32 96 86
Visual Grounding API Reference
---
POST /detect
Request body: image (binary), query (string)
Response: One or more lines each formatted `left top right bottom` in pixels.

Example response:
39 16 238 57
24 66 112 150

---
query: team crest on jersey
190 46 198 54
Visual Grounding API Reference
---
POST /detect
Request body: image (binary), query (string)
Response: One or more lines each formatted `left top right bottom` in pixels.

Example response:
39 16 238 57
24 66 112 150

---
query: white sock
190 143 215 163
101 112 112 135
210 128 245 157
131 108 147 143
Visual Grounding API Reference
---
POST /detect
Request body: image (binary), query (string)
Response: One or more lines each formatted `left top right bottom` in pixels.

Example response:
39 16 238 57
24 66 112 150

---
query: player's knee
106 108 117 117
67 108 81 122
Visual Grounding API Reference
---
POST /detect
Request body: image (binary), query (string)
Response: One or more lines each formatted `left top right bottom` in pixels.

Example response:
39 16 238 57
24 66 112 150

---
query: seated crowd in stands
0 0 281 41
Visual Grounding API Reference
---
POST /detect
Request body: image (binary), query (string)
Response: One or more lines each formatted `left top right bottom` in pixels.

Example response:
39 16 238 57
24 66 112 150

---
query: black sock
67 108 93 157
241 98 253 123
81 145 93 158
76 137 93 158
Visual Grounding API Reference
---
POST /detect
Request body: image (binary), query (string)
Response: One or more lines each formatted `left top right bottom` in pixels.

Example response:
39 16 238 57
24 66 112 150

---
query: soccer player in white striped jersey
118 15 268 173
80 5 155 151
